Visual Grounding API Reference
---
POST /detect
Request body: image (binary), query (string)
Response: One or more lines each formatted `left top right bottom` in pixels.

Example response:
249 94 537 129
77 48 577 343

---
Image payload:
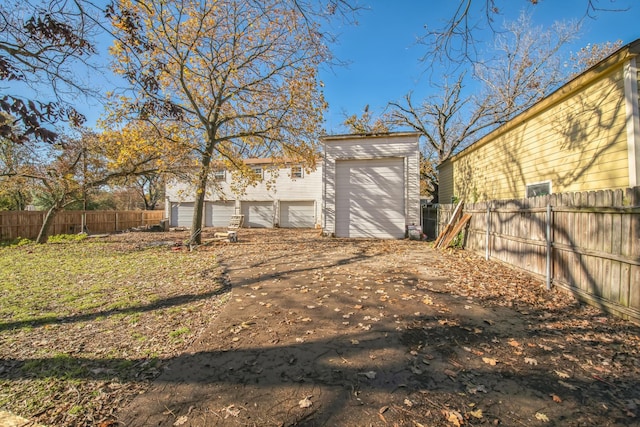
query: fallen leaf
524 357 538 366
299 396 313 408
354 304 363 310
551 393 562 403
351 339 360 345
555 370 570 379
404 398 414 407
379 405 389 414
469 408 483 419
445 410 463 426
224 405 240 418
482 357 497 366
173 416 188 426
423 296 433 305
535 412 549 422
444 369 457 378
508 339 520 347
538 344 553 351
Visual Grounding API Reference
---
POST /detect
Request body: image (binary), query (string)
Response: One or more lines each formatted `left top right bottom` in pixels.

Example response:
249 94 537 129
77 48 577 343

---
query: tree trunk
36 204 60 244
190 135 216 246
190 161 211 246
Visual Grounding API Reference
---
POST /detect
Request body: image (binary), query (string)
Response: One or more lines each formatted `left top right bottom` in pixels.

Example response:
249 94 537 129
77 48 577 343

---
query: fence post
485 204 491 260
546 204 552 290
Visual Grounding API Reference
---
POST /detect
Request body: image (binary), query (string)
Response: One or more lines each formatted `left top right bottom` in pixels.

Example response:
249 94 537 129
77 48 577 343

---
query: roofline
450 38 640 162
242 156 321 165
321 131 422 141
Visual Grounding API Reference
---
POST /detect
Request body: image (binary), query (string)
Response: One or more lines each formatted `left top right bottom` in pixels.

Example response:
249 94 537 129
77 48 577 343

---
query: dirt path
117 229 640 427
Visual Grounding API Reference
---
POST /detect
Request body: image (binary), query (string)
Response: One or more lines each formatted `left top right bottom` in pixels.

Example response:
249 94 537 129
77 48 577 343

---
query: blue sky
15 1 636 134
319 0 639 133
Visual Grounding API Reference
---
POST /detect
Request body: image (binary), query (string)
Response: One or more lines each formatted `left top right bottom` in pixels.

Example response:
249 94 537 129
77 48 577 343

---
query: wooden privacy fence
438 187 640 322
0 210 165 241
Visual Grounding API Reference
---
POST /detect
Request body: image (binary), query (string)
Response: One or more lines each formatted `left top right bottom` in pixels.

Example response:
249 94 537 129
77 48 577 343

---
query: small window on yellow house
526 181 551 198
291 165 303 179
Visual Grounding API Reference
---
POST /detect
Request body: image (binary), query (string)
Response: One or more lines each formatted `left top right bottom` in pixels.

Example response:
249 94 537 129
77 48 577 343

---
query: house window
213 170 226 181
291 165 303 179
252 167 263 179
526 181 551 198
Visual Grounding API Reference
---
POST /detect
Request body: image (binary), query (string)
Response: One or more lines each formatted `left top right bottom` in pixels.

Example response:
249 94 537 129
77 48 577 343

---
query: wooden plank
440 214 472 249
435 200 463 248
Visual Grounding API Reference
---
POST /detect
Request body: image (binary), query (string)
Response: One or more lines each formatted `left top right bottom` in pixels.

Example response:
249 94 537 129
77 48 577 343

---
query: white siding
323 133 421 239
165 165 323 229
335 158 405 238
280 200 315 228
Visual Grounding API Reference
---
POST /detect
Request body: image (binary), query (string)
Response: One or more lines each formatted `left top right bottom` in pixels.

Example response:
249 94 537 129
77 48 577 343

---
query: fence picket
0 210 164 241
439 186 640 322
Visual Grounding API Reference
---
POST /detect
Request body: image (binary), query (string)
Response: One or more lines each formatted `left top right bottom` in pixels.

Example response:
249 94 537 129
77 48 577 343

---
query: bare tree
389 14 580 200
342 105 390 134
423 0 629 64
0 0 103 143
567 39 624 77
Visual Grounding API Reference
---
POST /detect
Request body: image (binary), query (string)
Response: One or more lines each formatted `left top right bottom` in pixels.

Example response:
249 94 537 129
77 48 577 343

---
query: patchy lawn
0 231 229 426
1 228 639 426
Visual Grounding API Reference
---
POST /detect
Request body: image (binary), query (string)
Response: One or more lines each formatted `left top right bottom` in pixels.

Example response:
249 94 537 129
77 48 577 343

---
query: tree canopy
0 0 102 143
107 0 337 243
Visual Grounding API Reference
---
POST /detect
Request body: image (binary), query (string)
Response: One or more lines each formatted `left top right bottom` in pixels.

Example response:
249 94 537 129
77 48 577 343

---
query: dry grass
0 231 230 426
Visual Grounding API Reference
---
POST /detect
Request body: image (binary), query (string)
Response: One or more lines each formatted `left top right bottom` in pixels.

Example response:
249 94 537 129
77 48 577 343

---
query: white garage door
171 202 194 228
205 201 236 227
280 201 315 228
241 201 274 228
335 158 405 238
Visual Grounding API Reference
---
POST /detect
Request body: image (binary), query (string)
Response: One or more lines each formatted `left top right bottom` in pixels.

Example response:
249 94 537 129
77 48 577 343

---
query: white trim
251 166 263 180
290 165 303 179
624 57 640 187
525 180 552 198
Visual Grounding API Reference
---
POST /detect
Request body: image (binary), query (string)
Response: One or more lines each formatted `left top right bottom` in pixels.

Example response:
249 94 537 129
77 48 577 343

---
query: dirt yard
115 228 639 427
2 228 639 427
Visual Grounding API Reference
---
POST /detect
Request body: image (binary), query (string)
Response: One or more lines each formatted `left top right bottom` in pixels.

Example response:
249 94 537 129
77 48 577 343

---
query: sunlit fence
0 210 165 241
439 187 640 322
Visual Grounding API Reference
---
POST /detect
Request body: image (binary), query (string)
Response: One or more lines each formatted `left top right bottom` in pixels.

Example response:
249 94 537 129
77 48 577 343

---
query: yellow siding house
439 38 640 203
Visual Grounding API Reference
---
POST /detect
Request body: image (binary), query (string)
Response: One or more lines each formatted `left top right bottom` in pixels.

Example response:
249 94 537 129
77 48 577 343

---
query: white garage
280 200 315 228
335 158 405 238
323 132 421 239
170 202 194 227
241 201 274 227
205 201 236 227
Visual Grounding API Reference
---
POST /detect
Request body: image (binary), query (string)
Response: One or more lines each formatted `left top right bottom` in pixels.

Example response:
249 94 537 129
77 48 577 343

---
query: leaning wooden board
434 200 464 247
439 213 472 248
